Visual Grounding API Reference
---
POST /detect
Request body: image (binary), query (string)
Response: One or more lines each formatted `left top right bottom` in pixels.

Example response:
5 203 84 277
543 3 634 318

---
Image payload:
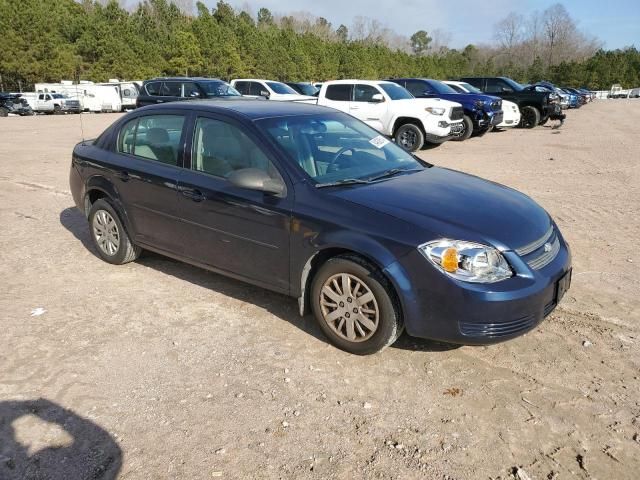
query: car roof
324 80 396 86
144 77 224 83
233 79 279 83
135 99 338 120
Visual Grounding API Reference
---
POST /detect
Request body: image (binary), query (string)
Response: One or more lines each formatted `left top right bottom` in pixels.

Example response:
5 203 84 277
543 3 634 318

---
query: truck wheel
53 104 62 115
452 115 473 141
394 123 424 152
519 106 540 129
539 117 549 126
0 108 8 117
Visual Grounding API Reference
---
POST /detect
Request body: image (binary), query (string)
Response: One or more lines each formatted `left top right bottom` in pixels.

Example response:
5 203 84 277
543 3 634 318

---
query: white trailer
35 81 122 112
98 79 140 111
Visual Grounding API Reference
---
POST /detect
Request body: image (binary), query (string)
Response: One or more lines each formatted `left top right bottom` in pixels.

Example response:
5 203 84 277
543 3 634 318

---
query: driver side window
192 117 279 179
353 84 380 102
486 79 512 93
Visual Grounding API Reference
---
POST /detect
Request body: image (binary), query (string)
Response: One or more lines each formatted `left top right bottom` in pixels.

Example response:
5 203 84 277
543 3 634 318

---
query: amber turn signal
441 247 459 272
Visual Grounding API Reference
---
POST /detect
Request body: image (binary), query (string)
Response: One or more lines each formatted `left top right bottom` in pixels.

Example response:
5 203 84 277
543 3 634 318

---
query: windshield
295 83 318 96
51 93 67 99
257 112 426 184
502 77 524 91
429 80 458 95
460 82 483 94
379 83 414 100
201 81 241 97
266 82 298 95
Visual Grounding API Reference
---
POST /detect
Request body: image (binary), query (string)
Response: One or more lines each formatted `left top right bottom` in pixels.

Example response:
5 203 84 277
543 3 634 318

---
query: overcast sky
210 0 639 49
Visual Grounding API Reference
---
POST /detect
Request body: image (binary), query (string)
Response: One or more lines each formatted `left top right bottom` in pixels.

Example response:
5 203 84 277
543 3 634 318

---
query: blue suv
389 78 504 140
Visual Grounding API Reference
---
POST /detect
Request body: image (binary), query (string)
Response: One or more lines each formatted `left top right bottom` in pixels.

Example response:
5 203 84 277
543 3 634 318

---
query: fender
389 114 426 136
295 228 412 315
84 175 135 236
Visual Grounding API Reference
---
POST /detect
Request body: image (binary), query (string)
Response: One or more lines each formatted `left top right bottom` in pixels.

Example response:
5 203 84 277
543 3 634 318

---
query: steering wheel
326 147 356 174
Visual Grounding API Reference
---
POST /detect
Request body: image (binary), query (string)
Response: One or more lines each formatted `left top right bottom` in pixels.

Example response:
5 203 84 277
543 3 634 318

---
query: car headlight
418 239 512 283
425 107 445 116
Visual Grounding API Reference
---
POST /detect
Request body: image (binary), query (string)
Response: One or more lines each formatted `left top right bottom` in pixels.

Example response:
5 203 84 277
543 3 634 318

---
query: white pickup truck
21 92 82 114
300 80 464 151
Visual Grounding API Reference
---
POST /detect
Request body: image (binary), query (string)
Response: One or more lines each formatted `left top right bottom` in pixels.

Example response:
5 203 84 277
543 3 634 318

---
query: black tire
88 199 141 265
311 255 403 355
539 116 549 126
452 115 473 141
53 104 62 115
394 123 424 152
0 107 8 117
519 106 540 129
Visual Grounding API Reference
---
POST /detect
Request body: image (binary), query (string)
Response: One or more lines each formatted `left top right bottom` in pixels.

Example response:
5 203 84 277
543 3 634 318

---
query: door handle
116 171 130 182
351 106 360 110
180 188 206 202
156 99 164 103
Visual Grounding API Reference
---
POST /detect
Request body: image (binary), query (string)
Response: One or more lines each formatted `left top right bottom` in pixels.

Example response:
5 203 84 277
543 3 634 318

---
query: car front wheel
311 255 403 355
394 123 424 152
88 199 140 265
519 106 540 128
452 115 473 141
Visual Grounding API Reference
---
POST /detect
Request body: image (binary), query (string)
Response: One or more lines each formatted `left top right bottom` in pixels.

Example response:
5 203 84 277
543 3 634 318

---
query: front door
350 84 387 133
177 114 292 292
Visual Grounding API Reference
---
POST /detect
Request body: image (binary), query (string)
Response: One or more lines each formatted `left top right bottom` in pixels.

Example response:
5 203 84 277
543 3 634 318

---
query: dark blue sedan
69 101 571 354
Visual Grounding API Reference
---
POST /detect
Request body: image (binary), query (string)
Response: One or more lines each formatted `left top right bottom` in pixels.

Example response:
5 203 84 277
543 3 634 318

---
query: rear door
160 81 183 103
176 113 292 291
321 84 353 114
110 112 188 254
138 81 162 107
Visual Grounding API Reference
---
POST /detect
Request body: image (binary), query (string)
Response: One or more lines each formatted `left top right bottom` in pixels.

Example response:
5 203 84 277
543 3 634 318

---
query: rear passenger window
161 82 182 97
144 82 161 96
118 115 185 166
325 84 352 101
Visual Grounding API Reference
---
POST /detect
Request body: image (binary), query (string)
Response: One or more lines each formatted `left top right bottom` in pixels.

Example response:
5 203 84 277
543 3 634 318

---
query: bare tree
494 12 524 52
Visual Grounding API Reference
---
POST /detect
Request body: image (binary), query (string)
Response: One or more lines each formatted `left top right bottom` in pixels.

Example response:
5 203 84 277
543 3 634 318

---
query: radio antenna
75 66 85 144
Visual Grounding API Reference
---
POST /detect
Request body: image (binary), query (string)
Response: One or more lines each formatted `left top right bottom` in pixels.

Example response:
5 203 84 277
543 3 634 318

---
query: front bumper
423 119 463 144
384 231 572 345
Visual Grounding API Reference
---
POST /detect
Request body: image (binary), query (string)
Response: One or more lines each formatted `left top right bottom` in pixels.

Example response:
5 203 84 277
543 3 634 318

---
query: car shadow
60 206 459 353
0 398 121 480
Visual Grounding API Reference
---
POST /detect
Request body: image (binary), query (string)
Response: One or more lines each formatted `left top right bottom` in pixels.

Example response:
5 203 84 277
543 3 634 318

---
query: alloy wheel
319 273 379 342
92 210 120 256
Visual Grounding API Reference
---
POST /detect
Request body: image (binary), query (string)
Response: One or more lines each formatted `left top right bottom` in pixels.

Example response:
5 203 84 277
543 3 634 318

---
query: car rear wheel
53 104 62 115
394 123 424 152
452 115 473 141
311 255 403 355
519 106 540 128
89 199 140 265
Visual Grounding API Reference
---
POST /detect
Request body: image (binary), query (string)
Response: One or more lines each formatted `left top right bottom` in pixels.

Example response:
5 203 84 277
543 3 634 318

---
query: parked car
22 92 82 114
0 93 34 116
285 82 319 96
444 81 521 129
459 77 558 128
136 77 243 108
230 79 315 101
302 80 464 151
630 88 640 98
559 88 580 108
390 78 503 140
527 83 571 109
69 101 572 354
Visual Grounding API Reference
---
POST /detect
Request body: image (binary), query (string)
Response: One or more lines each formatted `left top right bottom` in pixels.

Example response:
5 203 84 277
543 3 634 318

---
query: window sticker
369 135 390 149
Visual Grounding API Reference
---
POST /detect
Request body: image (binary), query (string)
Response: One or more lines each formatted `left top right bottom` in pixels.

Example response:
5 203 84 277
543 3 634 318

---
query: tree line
0 0 638 92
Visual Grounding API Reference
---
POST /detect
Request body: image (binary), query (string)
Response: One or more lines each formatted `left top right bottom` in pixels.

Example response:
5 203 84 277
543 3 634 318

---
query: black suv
136 77 243 108
459 77 557 128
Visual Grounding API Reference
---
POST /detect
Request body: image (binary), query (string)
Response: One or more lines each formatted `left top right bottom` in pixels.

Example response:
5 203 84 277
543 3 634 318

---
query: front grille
515 226 561 271
450 106 464 121
460 314 536 338
490 100 502 111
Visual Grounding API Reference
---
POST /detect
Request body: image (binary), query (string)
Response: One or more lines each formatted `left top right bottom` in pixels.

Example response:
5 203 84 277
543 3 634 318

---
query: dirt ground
1 101 639 480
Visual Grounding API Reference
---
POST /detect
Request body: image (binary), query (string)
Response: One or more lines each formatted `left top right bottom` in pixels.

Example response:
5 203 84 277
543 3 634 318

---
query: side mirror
371 93 384 103
228 168 285 196
259 90 270 99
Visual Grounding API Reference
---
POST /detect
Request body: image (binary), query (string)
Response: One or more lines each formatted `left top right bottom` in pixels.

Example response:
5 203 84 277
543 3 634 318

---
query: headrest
147 128 169 145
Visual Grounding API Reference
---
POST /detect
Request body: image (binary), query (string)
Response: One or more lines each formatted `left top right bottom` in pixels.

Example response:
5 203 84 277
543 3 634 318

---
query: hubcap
92 210 120 256
319 273 379 342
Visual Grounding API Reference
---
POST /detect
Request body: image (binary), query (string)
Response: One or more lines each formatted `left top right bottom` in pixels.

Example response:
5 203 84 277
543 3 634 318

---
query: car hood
330 167 551 251
421 92 501 108
394 97 462 110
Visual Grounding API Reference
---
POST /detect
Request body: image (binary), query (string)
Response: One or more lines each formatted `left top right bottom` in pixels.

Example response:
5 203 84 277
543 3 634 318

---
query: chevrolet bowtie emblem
544 242 552 252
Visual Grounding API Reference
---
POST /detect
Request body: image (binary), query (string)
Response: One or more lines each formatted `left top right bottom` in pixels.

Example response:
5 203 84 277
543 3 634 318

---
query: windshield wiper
366 168 422 182
315 178 371 188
